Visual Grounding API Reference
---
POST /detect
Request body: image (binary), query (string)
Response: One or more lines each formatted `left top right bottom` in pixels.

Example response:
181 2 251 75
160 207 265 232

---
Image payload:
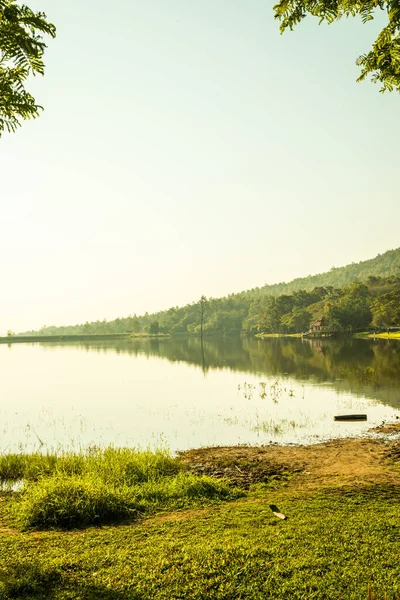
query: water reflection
1 337 399 452
36 336 400 409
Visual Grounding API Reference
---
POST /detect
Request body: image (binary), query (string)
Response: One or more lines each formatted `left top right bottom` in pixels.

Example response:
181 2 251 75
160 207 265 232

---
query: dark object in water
334 414 367 422
269 504 287 520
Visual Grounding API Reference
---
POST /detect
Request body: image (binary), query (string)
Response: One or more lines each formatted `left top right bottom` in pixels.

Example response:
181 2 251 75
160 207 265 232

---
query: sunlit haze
0 0 399 334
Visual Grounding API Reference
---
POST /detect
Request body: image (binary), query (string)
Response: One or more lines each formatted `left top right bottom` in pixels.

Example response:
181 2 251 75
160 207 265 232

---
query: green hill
255 247 400 297
21 247 400 337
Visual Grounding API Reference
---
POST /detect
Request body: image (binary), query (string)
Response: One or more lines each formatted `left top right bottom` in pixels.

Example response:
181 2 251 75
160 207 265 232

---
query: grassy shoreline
1 428 400 599
255 333 303 338
354 331 400 340
370 331 400 340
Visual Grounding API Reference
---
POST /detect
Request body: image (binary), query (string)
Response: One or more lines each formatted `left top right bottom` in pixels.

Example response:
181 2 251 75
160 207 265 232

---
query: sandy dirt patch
179 424 400 489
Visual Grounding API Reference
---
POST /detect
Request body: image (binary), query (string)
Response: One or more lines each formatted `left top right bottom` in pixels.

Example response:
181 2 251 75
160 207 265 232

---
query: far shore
255 333 303 338
2 330 400 344
0 333 168 344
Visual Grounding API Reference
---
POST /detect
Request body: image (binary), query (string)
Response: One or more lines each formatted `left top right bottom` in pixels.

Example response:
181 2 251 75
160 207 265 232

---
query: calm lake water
1 337 399 453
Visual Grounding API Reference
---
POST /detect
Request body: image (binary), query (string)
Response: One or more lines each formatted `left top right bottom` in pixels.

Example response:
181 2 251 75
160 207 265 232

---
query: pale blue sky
0 0 399 333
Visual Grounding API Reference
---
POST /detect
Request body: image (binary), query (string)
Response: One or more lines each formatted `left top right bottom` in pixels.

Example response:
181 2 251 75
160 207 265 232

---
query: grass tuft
16 476 143 529
170 472 233 499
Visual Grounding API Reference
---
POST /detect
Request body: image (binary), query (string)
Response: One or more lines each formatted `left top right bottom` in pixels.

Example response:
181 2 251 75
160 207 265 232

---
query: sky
0 0 399 333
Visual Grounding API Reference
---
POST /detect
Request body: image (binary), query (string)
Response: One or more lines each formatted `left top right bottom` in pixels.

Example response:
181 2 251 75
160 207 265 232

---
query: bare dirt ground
179 422 400 490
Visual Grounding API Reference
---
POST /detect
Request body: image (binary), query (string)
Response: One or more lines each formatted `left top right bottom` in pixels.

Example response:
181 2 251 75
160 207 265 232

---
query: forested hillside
256 247 400 297
22 248 400 337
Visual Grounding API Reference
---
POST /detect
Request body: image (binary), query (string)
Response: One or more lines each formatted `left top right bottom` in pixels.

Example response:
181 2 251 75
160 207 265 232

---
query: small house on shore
309 316 327 333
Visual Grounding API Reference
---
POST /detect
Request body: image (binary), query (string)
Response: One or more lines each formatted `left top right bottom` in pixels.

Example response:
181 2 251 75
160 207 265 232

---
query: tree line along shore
16 274 400 340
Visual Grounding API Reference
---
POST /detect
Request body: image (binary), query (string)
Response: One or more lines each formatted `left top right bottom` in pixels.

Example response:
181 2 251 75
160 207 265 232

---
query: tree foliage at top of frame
0 0 56 136
274 0 400 92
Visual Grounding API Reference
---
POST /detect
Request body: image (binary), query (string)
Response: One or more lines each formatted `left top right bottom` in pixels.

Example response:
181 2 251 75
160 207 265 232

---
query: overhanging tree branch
0 0 56 135
274 0 400 92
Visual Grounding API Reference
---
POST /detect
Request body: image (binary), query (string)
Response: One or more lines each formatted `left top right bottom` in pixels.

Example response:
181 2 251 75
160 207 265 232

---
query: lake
0 337 399 453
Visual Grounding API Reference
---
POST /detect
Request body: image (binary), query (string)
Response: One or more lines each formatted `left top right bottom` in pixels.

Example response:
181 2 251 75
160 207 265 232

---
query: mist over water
0 337 399 453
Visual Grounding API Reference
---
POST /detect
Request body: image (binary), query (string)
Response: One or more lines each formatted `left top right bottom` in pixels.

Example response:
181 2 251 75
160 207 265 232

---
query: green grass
354 331 400 340
16 472 240 530
0 447 399 598
373 332 400 340
0 447 182 484
16 476 142 529
0 484 399 599
0 448 242 530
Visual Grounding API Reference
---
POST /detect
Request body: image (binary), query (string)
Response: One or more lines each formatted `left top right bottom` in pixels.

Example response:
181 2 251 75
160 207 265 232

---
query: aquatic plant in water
238 380 296 403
